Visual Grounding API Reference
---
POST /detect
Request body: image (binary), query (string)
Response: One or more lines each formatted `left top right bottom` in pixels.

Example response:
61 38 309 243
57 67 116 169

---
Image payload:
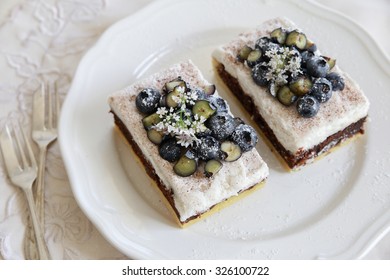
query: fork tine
55 81 60 127
0 124 21 174
20 122 37 168
13 121 29 169
48 82 53 129
32 82 46 131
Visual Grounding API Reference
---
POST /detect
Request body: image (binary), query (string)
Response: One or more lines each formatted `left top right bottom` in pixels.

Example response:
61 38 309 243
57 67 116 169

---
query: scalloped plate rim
59 0 390 259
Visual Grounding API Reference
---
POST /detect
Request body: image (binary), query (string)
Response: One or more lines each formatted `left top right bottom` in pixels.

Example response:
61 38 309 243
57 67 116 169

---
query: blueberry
285 30 307 50
135 88 161 114
232 117 245 128
207 112 236 141
194 136 222 161
289 75 312 97
204 84 216 96
221 141 242 162
193 86 216 101
255 37 281 56
159 95 167 107
277 85 298 106
237 45 253 62
208 96 228 112
195 128 212 138
184 148 198 161
255 37 272 52
326 72 345 91
306 56 330 78
192 100 215 120
270 27 287 44
310 78 333 103
164 77 186 93
204 159 223 177
252 64 269 86
323 56 336 70
307 43 317 53
296 95 320 118
268 82 283 98
159 138 181 162
231 124 258 152
246 49 263 68
173 153 197 177
300 50 315 67
192 88 207 100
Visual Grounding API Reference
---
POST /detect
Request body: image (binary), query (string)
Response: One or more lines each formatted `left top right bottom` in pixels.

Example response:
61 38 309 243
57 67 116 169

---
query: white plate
59 0 390 259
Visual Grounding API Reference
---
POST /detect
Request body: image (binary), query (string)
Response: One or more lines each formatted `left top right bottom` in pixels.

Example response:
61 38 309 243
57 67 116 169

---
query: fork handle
24 216 39 260
24 187 50 260
35 146 47 233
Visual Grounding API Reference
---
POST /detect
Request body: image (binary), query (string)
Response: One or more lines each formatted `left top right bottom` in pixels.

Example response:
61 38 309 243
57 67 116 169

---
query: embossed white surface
60 0 390 259
0 0 389 260
0 0 152 260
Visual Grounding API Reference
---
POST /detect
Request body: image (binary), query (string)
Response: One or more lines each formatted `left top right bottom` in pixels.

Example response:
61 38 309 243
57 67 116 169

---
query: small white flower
151 81 211 147
167 124 175 133
176 86 185 94
262 46 302 86
176 132 198 148
196 123 207 133
191 91 198 101
156 107 168 117
172 95 181 104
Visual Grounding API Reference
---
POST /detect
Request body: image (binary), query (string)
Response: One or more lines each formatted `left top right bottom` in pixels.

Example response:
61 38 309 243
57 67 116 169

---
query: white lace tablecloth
0 0 389 260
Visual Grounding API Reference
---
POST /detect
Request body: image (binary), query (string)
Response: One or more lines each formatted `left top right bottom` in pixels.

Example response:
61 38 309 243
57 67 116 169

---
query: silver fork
0 122 50 259
32 82 59 232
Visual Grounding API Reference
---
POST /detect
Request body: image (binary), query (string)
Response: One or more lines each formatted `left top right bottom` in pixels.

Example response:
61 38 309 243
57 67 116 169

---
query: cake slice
108 60 268 227
212 17 369 169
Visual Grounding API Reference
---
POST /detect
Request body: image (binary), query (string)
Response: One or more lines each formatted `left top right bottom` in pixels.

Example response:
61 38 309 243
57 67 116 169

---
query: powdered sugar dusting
212 17 370 153
108 60 269 222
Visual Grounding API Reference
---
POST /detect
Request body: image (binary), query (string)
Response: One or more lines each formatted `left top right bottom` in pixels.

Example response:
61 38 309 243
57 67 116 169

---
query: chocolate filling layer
111 112 182 221
215 62 366 169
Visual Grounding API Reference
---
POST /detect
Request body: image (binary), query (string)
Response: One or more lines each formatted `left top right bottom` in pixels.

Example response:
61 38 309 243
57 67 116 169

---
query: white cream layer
108 60 269 222
212 17 369 153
